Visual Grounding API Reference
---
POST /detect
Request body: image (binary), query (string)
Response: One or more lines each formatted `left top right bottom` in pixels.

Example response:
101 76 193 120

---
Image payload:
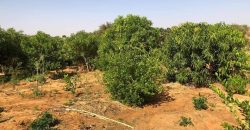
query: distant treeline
0 23 110 77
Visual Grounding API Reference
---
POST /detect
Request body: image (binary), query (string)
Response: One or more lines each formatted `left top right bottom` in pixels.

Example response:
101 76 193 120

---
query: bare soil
0 67 248 130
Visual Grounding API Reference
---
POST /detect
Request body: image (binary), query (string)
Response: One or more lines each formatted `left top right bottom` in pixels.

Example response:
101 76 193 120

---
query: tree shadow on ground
144 89 175 107
49 71 77 80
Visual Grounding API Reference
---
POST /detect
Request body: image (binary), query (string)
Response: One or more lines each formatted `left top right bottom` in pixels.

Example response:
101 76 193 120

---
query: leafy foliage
100 15 164 106
97 14 162 70
192 94 208 110
62 31 99 69
231 24 249 36
63 74 77 94
21 31 65 73
36 74 46 85
179 116 193 127
223 75 247 95
0 28 27 75
0 26 101 80
104 48 163 106
238 100 250 126
32 87 45 97
0 16 248 108
211 85 250 129
94 22 112 36
222 122 240 130
29 111 59 130
164 23 247 86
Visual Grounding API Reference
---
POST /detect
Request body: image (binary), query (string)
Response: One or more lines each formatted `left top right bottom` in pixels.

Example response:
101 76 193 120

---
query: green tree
100 15 164 106
21 31 64 74
62 31 99 70
98 15 162 70
0 28 27 76
164 23 247 86
104 47 163 106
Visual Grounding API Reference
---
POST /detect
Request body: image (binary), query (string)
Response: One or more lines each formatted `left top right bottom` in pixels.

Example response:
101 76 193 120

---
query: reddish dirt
0 68 246 130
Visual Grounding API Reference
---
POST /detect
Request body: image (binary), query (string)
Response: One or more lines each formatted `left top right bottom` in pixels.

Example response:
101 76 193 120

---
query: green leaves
192 95 208 110
21 31 65 73
0 28 26 73
98 14 162 70
30 111 59 130
223 75 247 95
62 31 99 64
104 48 163 106
179 116 194 127
164 23 247 86
211 85 250 129
100 15 164 106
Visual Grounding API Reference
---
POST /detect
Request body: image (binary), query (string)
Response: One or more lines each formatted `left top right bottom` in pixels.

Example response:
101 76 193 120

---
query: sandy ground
0 68 247 130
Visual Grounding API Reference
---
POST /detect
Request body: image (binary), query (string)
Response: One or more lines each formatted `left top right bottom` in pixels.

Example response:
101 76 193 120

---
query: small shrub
26 74 46 84
32 88 44 97
192 94 208 110
25 75 37 82
238 100 250 125
29 111 59 130
36 74 46 84
223 75 247 95
10 78 19 85
222 122 240 130
179 116 193 127
63 74 76 94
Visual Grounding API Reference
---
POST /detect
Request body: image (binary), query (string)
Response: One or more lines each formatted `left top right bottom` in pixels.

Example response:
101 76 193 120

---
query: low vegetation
192 94 208 110
222 75 247 95
29 111 59 130
179 116 193 127
63 74 77 95
31 87 45 97
211 85 250 130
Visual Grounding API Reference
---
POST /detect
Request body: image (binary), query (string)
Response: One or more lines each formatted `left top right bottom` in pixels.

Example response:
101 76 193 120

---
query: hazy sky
1 0 249 36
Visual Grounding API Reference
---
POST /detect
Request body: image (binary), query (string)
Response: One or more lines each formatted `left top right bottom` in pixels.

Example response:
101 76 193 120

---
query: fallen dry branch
65 107 134 129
